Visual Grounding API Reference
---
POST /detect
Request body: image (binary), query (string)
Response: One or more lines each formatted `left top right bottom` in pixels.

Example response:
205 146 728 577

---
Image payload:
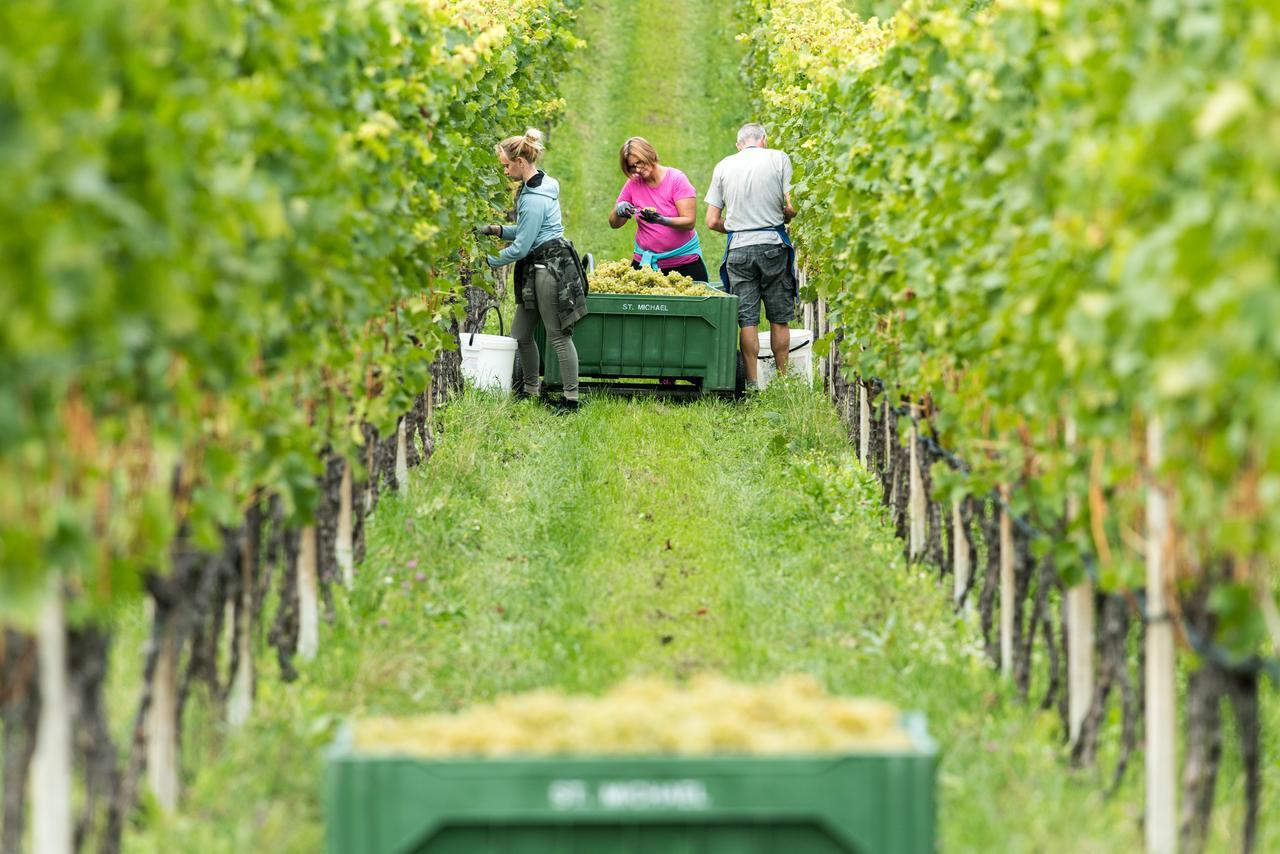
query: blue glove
614 202 636 219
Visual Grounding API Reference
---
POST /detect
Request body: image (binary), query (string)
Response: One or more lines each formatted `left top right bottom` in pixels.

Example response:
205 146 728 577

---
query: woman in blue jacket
476 128 588 412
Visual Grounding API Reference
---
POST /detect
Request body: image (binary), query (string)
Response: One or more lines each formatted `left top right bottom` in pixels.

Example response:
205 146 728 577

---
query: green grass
116 382 1171 852
108 0 1276 850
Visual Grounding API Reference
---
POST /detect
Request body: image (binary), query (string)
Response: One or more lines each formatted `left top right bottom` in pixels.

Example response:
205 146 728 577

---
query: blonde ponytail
496 128 545 164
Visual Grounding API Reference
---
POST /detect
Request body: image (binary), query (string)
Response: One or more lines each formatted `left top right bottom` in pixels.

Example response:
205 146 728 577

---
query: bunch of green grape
353 674 911 757
589 259 728 297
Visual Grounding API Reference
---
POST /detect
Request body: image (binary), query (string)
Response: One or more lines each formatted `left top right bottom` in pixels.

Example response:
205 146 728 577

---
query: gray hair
737 122 767 145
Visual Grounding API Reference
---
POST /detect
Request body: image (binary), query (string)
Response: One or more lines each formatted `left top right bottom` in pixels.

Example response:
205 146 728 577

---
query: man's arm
705 204 727 234
780 151 796 223
704 164 727 233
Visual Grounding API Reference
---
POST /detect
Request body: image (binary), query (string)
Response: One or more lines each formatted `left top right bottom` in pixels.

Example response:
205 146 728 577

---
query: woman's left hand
638 208 668 225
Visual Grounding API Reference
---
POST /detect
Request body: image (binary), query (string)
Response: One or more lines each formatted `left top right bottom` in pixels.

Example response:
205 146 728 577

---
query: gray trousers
511 266 579 400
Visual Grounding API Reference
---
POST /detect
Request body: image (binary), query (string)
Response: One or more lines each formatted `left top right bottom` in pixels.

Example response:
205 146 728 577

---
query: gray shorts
726 243 795 328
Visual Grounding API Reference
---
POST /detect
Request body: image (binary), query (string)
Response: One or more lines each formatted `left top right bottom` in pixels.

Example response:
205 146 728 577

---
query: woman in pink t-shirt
607 137 708 281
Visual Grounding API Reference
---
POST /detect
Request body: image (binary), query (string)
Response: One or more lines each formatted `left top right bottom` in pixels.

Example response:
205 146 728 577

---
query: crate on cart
537 291 745 398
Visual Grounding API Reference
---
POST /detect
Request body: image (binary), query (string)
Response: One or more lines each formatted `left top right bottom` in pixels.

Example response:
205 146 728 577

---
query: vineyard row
0 0 581 849
748 0 1279 849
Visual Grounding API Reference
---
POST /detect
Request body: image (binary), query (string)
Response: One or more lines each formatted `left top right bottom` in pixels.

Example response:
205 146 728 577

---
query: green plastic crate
538 291 742 394
325 717 936 853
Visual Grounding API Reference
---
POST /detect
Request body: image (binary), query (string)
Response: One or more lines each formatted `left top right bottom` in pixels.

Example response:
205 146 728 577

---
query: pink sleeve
669 169 696 201
616 181 634 205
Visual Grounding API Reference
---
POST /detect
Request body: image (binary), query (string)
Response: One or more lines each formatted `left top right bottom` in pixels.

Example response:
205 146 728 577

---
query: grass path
123 386 1145 852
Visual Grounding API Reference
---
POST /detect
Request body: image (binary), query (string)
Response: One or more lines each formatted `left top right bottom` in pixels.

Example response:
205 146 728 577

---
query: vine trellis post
952 498 970 607
1145 416 1176 853
146 609 180 811
32 576 71 854
815 297 828 392
364 437 378 514
999 485 1015 679
884 400 893 504
800 276 812 335
336 463 355 588
858 383 871 466
395 418 409 492
908 419 926 560
1064 416 1094 744
228 529 254 728
297 525 319 663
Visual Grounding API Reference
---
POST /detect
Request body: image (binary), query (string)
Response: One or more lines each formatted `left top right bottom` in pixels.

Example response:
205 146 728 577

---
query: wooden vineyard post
298 524 319 662
816 297 828 393
883 398 892 473
952 497 970 607
1145 416 1176 854
227 528 254 728
336 461 355 588
32 575 72 854
364 433 377 514
908 419 926 560
147 608 180 811
395 417 409 492
424 374 436 459
1064 417 1094 744
858 383 871 467
884 398 894 509
999 484 1015 678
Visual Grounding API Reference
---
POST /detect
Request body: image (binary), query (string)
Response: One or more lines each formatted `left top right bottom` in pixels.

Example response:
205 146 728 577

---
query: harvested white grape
353 674 912 757
589 259 728 296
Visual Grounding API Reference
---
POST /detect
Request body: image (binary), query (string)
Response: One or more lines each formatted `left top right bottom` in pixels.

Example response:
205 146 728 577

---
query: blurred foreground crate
324 716 936 853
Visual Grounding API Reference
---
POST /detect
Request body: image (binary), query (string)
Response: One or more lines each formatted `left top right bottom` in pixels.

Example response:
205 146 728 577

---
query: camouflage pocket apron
514 237 588 333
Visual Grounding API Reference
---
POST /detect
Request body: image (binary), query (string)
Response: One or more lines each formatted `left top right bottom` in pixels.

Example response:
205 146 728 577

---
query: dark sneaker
552 398 580 415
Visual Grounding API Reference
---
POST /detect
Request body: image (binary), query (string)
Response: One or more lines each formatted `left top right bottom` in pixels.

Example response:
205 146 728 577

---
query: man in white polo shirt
705 122 798 388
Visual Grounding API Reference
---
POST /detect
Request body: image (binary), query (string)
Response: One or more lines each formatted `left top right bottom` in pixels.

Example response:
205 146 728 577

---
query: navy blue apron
717 225 798 298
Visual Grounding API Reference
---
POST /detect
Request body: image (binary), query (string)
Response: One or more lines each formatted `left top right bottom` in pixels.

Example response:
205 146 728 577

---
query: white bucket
459 333 518 393
756 329 814 389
